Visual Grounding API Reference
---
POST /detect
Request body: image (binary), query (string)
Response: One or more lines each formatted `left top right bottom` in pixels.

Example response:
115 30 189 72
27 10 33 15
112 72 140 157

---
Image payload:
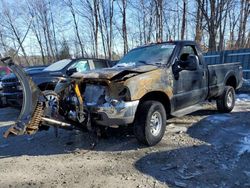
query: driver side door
173 45 207 110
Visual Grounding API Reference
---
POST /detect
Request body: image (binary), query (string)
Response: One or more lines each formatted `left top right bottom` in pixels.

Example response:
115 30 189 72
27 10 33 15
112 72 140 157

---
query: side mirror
180 55 199 71
66 67 77 76
172 59 182 80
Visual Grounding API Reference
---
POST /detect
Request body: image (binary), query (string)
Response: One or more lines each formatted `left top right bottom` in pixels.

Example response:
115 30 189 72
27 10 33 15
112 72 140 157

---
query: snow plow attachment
0 57 45 137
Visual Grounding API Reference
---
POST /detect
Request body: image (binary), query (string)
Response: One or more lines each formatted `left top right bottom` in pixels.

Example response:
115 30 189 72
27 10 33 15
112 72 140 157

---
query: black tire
216 86 235 113
0 96 6 108
134 100 166 146
0 99 3 108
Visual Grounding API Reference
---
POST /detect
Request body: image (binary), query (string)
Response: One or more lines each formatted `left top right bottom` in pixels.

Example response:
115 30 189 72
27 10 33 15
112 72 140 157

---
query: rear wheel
134 100 166 146
216 86 235 113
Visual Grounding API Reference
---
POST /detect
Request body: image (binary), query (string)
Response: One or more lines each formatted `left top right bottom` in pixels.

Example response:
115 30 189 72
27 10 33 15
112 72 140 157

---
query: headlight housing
17 84 23 91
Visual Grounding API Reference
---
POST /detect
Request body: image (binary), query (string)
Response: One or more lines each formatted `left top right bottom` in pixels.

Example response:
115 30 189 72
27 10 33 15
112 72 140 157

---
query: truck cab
80 41 242 145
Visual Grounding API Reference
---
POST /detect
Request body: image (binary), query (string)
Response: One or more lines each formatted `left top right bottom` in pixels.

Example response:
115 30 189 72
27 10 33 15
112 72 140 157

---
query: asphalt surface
0 95 249 188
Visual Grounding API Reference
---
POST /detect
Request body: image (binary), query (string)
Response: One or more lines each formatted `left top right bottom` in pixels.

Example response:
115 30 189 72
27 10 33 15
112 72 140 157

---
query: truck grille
2 78 18 83
2 78 19 93
3 85 18 92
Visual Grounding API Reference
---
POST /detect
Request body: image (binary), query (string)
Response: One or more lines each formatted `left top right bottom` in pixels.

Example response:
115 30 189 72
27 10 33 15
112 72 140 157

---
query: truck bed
208 62 242 99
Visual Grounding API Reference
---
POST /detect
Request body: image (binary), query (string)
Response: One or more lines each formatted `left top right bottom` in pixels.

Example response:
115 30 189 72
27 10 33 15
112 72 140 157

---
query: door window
179 45 197 61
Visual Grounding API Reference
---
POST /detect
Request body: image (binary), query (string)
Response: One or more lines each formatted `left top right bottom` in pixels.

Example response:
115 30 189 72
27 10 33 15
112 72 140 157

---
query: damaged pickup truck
1 41 243 146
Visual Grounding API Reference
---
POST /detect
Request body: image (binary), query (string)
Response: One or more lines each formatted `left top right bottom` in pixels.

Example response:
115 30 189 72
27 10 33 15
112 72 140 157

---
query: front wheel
134 100 166 146
43 90 59 116
216 86 235 113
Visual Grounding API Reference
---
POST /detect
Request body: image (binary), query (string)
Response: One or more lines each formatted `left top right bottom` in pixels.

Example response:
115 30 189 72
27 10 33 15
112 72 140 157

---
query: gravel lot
0 94 250 188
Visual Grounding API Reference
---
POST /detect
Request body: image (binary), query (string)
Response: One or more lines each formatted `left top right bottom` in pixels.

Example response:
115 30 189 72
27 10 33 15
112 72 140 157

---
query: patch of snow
0 143 9 148
236 94 250 102
238 135 250 156
167 123 188 133
243 79 250 85
114 62 136 67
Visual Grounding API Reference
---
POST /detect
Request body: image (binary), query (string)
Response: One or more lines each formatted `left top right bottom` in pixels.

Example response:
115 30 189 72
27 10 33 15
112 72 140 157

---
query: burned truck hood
72 65 158 81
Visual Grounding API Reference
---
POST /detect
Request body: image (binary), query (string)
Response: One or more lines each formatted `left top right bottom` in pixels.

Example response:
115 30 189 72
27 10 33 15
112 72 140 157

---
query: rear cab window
93 60 108 70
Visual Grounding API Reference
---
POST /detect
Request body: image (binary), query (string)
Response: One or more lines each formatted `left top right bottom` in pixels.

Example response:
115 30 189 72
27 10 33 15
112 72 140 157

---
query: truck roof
71 57 111 62
137 40 197 49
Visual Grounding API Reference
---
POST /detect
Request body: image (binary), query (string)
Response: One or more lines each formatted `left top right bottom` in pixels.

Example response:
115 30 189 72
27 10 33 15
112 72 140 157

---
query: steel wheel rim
227 91 233 107
46 94 58 110
149 111 162 136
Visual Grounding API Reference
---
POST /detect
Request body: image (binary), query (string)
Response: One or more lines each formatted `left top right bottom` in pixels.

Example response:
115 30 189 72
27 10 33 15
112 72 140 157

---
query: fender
0 57 45 137
224 70 236 86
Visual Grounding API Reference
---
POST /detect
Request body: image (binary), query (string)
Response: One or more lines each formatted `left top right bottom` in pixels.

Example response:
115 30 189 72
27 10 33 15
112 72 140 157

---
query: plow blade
1 57 45 137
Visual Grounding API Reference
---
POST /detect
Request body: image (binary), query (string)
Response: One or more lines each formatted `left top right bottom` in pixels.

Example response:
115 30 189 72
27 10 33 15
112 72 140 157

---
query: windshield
44 59 71 71
116 44 175 67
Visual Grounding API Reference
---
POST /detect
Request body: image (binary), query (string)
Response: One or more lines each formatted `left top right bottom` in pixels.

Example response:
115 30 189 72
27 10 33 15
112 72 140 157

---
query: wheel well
138 91 171 115
38 82 55 91
226 76 236 89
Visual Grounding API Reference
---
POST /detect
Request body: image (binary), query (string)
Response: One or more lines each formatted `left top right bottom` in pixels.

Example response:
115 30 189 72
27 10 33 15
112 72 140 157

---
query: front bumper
88 100 139 126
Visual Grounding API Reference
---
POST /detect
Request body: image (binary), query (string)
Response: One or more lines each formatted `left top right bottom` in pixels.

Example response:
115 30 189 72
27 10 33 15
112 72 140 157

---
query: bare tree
218 0 231 51
236 0 250 48
0 0 248 61
98 0 114 59
26 0 46 64
196 0 233 50
93 0 99 57
108 0 114 59
181 0 187 40
49 1 59 60
64 0 85 57
80 0 99 57
195 0 204 45
228 1 240 49
1 1 30 64
123 0 128 53
117 0 128 54
154 0 163 41
147 1 154 42
30 0 57 62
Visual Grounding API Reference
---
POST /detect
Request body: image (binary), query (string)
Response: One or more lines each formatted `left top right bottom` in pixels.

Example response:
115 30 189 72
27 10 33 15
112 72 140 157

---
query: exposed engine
63 92 81 122
84 84 108 106
43 81 87 127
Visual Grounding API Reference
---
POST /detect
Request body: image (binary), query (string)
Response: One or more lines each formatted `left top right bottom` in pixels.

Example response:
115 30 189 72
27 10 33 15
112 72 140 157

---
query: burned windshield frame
117 43 176 66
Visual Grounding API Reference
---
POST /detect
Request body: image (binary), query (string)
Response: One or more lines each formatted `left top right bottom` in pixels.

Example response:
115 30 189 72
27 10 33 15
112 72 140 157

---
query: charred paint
77 66 174 105
124 68 174 100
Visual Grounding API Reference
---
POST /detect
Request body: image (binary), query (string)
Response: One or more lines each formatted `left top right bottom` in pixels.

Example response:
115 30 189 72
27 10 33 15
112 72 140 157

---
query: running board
171 104 203 117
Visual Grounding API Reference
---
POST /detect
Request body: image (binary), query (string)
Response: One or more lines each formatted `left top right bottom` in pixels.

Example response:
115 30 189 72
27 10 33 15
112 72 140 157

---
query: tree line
0 0 249 65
